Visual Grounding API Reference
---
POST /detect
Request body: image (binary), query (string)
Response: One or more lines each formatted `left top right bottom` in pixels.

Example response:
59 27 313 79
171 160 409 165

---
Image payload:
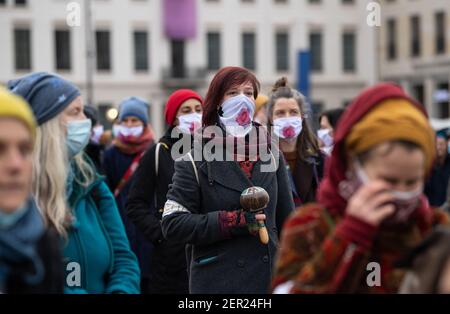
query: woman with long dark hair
267 77 324 207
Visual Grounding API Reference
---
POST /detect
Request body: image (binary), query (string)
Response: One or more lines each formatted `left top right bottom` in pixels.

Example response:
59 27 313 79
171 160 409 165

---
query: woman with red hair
161 67 295 293
272 83 450 294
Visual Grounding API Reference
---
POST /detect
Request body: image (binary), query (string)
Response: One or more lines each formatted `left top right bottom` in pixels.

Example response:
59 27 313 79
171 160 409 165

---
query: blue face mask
66 119 92 158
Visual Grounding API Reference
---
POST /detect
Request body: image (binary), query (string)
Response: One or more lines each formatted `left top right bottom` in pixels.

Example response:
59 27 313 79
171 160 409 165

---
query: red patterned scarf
113 126 154 155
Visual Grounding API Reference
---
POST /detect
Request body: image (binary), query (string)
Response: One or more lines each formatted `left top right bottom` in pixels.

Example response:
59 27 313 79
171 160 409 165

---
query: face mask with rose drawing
219 94 255 138
273 117 303 141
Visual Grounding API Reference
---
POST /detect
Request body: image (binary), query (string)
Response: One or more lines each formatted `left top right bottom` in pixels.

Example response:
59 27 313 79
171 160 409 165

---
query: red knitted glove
218 210 259 238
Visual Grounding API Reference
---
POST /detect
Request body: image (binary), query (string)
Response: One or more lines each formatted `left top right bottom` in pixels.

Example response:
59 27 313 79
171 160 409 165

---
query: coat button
237 259 245 268
262 255 269 263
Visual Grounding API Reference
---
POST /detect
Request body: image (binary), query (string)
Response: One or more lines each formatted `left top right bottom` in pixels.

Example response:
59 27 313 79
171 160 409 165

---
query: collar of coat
193 147 279 194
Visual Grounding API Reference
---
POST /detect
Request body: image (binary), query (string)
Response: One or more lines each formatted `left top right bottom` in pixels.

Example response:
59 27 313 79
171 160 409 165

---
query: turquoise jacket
63 165 140 294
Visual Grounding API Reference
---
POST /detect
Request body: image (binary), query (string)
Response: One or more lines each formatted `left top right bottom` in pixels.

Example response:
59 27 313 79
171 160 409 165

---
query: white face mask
91 125 104 144
318 129 333 147
273 117 303 141
112 125 121 138
219 94 255 138
178 112 202 134
118 125 144 138
322 146 333 156
354 160 423 224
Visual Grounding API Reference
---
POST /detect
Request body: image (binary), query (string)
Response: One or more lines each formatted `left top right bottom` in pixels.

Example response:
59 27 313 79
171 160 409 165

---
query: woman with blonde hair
8 72 140 294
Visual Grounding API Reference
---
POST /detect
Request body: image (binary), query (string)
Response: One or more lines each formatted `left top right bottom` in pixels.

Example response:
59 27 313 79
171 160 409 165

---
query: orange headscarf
345 99 435 172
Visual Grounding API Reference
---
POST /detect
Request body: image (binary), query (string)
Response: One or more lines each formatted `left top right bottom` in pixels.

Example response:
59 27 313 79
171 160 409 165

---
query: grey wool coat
161 145 295 294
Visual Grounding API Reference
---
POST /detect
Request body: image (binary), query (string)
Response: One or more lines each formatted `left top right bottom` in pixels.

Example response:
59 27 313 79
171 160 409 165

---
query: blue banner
297 50 311 100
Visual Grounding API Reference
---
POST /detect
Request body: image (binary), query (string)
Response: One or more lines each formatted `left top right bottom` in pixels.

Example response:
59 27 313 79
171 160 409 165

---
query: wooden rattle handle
257 219 269 245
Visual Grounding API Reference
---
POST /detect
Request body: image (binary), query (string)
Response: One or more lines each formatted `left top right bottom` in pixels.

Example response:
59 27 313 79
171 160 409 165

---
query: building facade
378 0 450 119
0 0 377 136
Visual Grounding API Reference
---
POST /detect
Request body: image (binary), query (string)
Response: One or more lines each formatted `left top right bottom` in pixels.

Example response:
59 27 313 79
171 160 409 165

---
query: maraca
240 186 270 244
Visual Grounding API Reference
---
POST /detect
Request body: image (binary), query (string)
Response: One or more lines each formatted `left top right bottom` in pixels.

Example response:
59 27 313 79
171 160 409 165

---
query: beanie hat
0 87 36 138
7 72 80 126
165 89 203 126
119 97 150 124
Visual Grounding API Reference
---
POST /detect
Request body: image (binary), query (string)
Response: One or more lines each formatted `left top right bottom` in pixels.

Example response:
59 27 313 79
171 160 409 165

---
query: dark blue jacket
425 155 450 207
103 146 153 280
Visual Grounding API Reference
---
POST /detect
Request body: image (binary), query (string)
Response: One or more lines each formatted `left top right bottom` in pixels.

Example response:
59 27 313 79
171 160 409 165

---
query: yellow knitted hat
0 86 36 138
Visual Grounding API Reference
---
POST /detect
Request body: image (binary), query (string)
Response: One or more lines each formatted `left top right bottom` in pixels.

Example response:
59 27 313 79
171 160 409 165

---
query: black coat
6 226 63 294
126 128 189 294
162 144 295 294
291 154 325 204
425 155 450 207
85 141 105 174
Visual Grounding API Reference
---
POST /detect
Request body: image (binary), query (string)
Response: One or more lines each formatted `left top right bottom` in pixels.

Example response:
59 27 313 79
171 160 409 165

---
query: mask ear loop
353 158 370 185
338 159 365 201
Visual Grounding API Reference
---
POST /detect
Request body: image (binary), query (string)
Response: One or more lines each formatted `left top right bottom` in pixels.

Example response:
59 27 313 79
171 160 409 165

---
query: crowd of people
1 66 450 294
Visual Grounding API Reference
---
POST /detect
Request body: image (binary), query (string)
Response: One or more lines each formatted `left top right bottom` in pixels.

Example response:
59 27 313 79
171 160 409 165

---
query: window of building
14 28 31 71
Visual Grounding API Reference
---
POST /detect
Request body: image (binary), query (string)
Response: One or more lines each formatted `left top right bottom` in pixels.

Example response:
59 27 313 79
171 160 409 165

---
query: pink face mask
339 160 423 225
